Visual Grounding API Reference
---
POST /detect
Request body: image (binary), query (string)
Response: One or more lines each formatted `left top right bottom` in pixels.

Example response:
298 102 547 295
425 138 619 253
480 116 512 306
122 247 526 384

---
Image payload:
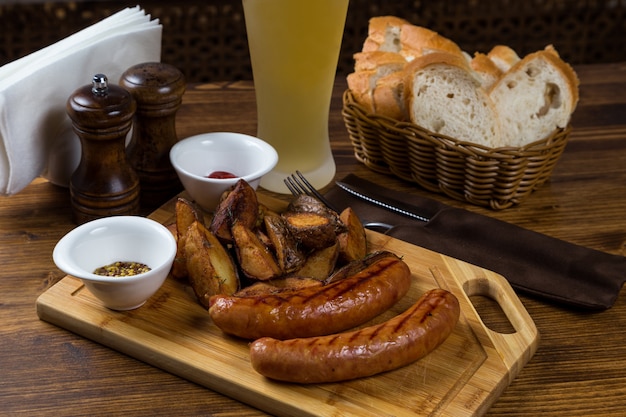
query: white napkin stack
0 6 162 196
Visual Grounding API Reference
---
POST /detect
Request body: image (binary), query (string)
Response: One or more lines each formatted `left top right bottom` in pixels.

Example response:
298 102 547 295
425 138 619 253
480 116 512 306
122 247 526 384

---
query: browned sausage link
249 288 460 384
208 251 411 340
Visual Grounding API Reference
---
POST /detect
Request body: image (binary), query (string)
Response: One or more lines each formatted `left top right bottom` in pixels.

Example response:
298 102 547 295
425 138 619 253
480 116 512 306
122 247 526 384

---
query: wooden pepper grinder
120 62 186 210
67 74 139 224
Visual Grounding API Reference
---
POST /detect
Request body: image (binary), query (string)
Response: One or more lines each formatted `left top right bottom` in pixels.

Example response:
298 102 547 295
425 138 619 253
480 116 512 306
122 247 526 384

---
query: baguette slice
399 24 464 62
372 71 408 120
353 51 407 72
470 52 503 90
362 16 411 53
489 45 579 147
404 52 501 147
487 45 520 73
347 51 407 114
346 71 375 113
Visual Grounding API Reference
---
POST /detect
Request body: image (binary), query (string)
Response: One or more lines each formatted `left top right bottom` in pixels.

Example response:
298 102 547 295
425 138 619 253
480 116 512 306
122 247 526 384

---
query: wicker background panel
0 0 251 82
1 0 625 83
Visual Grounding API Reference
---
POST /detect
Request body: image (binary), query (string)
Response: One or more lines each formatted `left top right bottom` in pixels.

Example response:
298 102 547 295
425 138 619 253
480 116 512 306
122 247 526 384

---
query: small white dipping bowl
169 132 278 211
53 216 177 311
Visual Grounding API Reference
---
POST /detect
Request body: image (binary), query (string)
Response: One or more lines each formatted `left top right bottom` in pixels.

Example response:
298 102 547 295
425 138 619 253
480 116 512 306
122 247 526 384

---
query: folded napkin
0 6 162 195
325 174 626 310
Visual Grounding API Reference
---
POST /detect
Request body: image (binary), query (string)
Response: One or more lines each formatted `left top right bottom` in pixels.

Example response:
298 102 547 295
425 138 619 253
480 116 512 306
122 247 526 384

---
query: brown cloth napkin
325 174 626 310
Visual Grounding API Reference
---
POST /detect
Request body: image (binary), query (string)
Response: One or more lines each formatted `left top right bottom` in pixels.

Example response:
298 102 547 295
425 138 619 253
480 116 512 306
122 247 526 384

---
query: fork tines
284 171 339 213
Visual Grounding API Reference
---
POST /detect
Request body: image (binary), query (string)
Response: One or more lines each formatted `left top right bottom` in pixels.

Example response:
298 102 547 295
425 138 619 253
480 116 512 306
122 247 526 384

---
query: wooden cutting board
36 194 539 417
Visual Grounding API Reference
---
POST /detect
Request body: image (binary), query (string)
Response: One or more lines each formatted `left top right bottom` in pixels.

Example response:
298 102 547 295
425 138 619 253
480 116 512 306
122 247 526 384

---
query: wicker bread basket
342 89 571 209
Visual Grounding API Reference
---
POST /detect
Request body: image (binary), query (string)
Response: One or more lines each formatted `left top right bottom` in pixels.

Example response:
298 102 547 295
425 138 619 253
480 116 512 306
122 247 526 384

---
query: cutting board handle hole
468 294 516 334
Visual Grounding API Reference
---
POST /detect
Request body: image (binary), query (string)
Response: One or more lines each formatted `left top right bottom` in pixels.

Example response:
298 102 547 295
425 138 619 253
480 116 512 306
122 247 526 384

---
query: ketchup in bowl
207 171 237 179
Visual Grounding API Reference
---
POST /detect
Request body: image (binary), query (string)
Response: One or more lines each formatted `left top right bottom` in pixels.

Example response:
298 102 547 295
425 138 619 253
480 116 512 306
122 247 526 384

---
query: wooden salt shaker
67 74 139 224
120 62 186 209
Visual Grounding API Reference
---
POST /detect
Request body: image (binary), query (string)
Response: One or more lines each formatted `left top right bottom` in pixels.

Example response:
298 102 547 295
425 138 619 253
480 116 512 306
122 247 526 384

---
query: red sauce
207 170 237 179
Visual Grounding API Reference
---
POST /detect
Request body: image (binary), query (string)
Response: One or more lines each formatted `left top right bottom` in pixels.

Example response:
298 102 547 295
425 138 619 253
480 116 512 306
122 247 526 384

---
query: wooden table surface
2 62 626 416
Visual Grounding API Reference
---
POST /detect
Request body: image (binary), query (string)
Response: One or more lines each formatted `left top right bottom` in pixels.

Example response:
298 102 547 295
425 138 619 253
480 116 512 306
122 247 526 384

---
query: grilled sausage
208 251 411 340
249 288 460 383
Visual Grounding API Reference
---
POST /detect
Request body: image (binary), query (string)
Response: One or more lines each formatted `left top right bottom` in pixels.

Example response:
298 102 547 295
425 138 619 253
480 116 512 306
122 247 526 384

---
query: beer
243 0 349 193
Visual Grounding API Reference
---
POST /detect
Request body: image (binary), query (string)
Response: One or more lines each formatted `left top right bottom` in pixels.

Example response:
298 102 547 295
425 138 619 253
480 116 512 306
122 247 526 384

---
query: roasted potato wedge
286 194 346 234
172 198 204 280
184 221 239 308
234 276 323 297
337 207 367 264
231 221 282 281
290 241 339 280
169 178 370 302
255 228 273 250
210 179 259 242
281 211 338 250
264 214 307 273
176 197 204 234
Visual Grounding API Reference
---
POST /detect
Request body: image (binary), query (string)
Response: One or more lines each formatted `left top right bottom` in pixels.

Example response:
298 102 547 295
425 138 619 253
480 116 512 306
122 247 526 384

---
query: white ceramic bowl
169 132 278 211
53 216 177 311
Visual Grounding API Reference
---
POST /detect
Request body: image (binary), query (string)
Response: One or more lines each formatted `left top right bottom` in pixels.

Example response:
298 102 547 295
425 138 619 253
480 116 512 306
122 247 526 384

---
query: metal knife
335 181 431 223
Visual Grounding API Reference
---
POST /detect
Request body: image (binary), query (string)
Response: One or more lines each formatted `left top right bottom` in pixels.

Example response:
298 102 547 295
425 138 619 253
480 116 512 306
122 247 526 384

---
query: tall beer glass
242 0 349 193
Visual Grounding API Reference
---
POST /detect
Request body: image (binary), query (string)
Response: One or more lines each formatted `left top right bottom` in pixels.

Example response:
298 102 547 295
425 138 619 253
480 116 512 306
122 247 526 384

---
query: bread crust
348 51 407 115
538 46 580 107
402 50 473 78
366 15 411 45
346 71 375 113
353 51 407 72
372 71 408 120
471 52 503 89
399 24 463 61
487 45 520 72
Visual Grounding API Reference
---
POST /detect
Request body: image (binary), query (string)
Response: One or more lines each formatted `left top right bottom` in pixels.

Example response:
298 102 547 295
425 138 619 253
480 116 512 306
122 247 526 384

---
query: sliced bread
404 52 502 147
489 45 580 147
470 52 502 90
353 51 407 72
372 70 408 120
362 16 411 53
399 24 464 62
487 45 520 73
347 52 407 114
470 52 503 90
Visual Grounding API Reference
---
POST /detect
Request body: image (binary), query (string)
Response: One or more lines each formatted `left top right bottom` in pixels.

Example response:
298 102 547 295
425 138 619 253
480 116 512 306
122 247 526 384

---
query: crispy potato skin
210 179 259 242
208 251 411 340
337 207 367 264
290 241 339 280
263 214 306 273
249 288 460 383
231 222 282 281
184 221 239 308
172 198 204 280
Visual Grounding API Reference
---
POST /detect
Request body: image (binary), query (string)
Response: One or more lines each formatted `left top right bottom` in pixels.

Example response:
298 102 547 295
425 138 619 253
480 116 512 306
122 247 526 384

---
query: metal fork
283 171 393 232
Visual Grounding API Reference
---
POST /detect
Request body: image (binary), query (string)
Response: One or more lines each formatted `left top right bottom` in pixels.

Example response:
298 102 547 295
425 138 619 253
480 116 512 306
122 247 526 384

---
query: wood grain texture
2 62 626 416
36 193 538 417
